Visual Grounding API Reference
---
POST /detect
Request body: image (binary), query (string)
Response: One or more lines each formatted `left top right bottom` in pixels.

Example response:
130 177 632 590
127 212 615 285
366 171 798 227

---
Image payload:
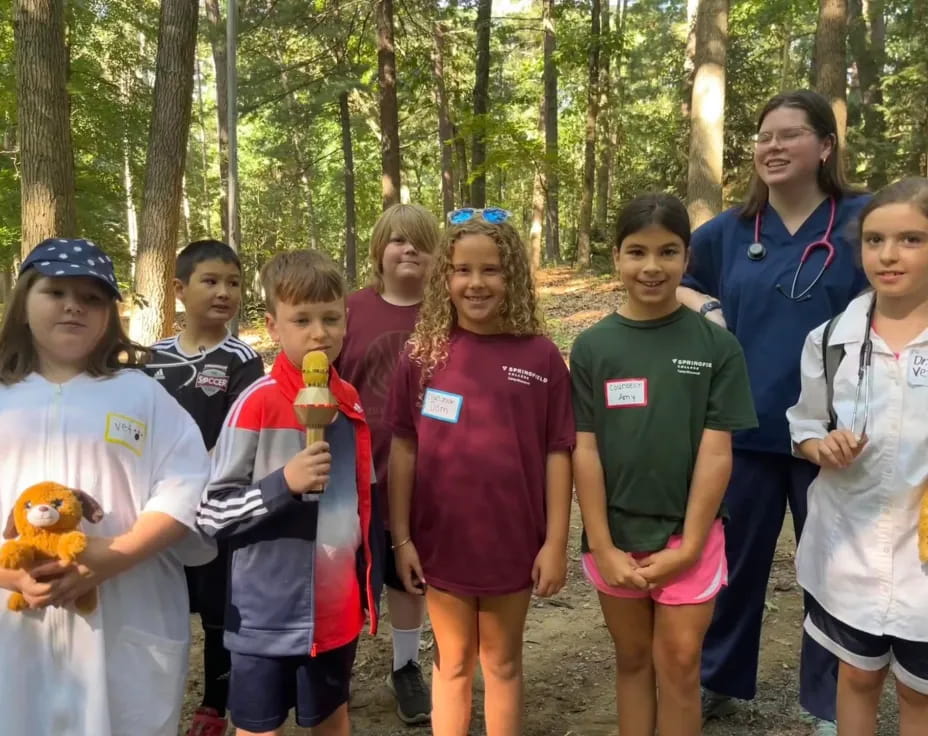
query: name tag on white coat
604 378 648 408
422 388 464 423
908 351 928 386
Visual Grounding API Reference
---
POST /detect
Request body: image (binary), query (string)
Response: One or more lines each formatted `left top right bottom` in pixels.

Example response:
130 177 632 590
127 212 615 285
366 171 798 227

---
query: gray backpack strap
821 313 845 432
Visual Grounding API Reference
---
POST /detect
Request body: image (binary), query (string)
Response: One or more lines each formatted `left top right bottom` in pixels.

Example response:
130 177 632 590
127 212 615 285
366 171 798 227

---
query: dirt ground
180 269 901 735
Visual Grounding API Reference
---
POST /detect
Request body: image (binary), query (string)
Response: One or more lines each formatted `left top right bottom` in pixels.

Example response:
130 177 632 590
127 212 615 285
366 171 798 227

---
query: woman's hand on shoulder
812 430 867 469
532 541 567 597
592 545 649 591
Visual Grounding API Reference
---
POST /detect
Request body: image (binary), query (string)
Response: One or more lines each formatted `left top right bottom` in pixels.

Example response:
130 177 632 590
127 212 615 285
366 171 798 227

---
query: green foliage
2 0 926 300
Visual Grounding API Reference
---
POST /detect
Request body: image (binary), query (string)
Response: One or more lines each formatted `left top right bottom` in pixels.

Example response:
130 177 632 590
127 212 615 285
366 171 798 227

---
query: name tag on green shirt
604 378 648 408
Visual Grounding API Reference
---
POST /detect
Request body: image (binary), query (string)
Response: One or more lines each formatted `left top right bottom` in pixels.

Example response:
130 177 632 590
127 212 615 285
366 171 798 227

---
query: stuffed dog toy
0 482 104 613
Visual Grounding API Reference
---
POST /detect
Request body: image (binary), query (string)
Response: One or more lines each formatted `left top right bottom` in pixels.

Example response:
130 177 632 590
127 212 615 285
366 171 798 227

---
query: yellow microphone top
301 350 329 388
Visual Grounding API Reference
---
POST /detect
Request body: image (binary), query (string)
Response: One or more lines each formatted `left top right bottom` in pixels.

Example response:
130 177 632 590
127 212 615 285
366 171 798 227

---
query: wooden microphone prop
293 350 338 494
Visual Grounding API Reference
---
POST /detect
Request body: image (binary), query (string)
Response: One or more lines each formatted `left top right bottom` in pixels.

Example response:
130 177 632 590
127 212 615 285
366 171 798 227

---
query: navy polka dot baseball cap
20 238 122 300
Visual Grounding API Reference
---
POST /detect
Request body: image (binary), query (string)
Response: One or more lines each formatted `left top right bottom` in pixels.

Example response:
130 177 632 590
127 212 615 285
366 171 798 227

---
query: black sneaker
387 660 431 725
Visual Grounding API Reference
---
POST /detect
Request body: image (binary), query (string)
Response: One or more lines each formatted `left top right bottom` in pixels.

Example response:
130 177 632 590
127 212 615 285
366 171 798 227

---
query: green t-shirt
570 307 757 553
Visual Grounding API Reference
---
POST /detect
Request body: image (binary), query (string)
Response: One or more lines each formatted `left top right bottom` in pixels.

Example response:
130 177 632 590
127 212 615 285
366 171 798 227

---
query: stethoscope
746 197 837 301
145 347 209 388
850 294 876 439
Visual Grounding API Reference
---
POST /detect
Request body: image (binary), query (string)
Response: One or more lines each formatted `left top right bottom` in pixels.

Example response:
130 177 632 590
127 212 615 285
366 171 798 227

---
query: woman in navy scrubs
678 90 869 735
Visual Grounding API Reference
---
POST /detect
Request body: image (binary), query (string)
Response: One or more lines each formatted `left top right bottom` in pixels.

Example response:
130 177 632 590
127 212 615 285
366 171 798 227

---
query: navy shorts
805 597 928 694
228 638 358 730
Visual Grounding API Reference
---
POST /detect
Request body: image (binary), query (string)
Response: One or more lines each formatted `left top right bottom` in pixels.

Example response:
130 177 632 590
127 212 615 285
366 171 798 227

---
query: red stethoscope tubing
754 197 837 300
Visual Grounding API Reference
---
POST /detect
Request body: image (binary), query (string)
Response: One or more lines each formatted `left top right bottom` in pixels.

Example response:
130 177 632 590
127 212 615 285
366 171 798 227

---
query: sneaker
387 660 431 725
811 719 838 736
185 706 228 736
701 689 737 722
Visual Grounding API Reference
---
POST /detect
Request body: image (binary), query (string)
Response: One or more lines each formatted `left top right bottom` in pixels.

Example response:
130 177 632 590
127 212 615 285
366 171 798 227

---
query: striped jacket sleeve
196 380 297 539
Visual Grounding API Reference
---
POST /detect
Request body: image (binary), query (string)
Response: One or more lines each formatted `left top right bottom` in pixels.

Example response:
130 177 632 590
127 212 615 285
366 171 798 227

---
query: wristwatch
699 300 722 316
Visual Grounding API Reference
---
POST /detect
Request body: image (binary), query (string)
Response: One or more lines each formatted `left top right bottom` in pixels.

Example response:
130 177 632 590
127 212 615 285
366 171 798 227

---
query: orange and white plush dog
0 482 104 613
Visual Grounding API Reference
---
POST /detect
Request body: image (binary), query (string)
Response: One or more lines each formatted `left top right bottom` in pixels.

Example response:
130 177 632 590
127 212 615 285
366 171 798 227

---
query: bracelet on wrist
391 536 412 551
699 299 722 316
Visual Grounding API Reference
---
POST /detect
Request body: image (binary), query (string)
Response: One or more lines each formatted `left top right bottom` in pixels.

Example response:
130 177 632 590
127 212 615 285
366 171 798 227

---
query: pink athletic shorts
581 519 727 606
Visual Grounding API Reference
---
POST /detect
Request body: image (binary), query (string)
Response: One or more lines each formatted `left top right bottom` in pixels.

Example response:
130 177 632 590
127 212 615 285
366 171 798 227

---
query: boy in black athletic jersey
145 239 265 736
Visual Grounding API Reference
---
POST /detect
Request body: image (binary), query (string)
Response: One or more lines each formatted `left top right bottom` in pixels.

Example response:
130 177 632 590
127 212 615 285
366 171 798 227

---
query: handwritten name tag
908 350 928 387
604 379 648 408
422 388 464 423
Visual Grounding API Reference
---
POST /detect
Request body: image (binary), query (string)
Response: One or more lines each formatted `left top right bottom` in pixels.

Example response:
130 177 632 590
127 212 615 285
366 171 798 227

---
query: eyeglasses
752 126 816 146
447 207 512 225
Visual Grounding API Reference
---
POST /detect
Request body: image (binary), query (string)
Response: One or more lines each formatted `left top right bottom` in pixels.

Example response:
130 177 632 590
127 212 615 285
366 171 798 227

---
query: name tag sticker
422 388 464 423
104 412 147 455
604 378 648 408
908 350 928 386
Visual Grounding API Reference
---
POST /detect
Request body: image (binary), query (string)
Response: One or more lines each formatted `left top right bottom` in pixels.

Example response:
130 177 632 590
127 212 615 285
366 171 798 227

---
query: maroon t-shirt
337 287 419 526
387 329 575 595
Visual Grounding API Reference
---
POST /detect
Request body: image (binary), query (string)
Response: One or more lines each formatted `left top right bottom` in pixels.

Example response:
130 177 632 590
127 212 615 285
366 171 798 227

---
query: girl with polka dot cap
0 238 215 735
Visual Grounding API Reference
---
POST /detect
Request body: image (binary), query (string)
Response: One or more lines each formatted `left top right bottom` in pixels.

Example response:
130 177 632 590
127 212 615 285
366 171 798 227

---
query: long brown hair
409 218 542 393
741 90 861 218
0 270 149 385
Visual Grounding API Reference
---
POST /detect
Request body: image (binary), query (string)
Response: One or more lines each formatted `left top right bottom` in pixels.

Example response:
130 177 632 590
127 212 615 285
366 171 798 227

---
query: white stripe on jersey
198 497 266 521
224 336 260 361
203 488 262 508
198 506 268 530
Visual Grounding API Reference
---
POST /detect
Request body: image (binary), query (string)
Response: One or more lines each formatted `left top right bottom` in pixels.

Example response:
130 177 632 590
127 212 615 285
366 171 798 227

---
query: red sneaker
185 707 228 736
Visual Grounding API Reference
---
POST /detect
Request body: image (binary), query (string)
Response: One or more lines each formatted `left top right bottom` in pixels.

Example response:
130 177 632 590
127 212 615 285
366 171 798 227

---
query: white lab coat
0 370 214 736
787 293 928 644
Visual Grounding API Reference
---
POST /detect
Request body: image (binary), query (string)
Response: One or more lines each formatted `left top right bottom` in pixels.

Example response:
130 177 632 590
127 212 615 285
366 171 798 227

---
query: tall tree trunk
848 0 886 189
121 71 139 274
542 0 559 263
130 0 198 344
194 56 212 235
470 0 492 208
608 0 628 217
529 103 545 272
377 0 401 208
340 91 358 286
13 0 76 257
813 0 848 146
686 0 728 229
594 1 611 238
203 0 229 242
433 17 455 217
454 125 470 206
181 175 191 242
577 0 601 269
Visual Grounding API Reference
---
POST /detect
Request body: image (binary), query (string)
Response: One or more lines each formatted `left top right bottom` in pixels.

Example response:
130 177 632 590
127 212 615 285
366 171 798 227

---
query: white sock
392 626 422 672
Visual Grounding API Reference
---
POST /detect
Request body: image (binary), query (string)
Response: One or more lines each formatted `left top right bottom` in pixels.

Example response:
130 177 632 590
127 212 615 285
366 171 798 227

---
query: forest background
2 0 927 343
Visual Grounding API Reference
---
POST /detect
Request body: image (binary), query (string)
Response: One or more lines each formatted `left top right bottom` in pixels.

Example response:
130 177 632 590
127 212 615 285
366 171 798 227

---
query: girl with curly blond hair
386 208 575 736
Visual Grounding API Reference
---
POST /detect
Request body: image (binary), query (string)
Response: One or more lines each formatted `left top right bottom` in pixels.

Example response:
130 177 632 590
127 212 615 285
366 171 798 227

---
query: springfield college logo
196 364 230 396
502 365 549 386
672 358 712 376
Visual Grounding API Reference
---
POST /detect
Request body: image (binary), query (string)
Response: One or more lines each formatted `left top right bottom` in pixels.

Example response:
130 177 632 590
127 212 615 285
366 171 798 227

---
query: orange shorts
581 519 727 606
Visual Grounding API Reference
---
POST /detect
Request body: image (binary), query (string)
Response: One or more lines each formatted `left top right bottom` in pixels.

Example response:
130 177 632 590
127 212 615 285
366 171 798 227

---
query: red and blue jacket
196 353 382 657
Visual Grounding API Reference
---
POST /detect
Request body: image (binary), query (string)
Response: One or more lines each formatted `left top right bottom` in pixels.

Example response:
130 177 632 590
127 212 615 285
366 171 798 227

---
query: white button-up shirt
0 370 213 735
787 292 928 643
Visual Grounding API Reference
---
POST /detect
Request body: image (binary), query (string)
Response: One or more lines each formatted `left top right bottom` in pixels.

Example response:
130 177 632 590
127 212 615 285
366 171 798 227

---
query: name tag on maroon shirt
422 388 464 423
604 378 648 408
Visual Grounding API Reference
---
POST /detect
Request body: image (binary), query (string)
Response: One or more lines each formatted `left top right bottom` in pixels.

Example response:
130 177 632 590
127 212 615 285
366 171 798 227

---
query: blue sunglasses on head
447 207 512 225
